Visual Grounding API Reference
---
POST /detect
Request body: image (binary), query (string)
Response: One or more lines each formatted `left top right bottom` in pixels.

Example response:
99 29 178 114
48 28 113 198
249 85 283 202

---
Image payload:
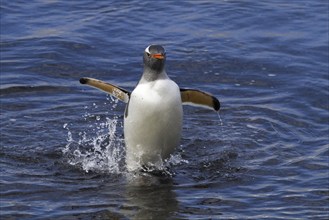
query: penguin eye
146 52 150 57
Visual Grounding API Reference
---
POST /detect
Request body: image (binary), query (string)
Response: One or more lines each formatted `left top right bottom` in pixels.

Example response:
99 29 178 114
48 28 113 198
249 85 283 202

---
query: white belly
124 79 183 171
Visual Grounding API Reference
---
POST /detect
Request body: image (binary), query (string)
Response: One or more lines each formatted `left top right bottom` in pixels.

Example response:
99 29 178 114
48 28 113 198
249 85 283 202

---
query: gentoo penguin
79 45 220 172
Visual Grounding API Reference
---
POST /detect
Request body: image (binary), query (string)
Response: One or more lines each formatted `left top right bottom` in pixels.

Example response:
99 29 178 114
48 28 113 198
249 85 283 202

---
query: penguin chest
124 80 183 169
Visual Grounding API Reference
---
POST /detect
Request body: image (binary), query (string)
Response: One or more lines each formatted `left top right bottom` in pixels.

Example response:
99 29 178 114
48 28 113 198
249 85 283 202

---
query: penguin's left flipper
180 88 220 112
80 77 130 103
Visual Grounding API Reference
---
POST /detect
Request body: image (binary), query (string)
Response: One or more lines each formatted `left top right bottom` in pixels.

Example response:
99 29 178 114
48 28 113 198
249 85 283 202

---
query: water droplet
217 112 224 126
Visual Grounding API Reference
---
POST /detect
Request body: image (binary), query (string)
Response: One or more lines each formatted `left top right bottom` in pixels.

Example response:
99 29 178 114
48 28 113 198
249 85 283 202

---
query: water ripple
1 0 328 219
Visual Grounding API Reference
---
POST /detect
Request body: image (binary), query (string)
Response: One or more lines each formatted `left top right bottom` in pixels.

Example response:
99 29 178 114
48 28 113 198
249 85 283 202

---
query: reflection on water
125 173 178 220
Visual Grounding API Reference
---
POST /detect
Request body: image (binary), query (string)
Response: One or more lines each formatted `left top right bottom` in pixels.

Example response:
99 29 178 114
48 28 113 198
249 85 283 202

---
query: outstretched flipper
79 77 130 103
180 88 220 111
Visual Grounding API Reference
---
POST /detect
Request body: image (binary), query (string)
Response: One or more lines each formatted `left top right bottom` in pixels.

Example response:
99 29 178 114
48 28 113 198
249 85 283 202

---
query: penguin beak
151 53 165 60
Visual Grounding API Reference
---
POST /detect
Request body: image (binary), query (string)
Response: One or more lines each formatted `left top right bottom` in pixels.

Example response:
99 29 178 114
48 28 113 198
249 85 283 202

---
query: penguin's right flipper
80 77 130 103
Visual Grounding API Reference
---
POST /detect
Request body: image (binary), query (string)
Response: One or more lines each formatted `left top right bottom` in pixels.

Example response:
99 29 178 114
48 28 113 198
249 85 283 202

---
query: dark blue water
1 1 328 219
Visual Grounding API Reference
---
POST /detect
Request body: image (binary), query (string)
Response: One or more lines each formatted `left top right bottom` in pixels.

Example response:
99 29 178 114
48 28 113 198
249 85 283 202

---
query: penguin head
143 45 166 74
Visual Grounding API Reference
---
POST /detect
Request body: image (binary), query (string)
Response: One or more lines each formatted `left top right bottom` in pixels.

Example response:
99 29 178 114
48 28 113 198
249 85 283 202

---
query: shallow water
1 1 328 219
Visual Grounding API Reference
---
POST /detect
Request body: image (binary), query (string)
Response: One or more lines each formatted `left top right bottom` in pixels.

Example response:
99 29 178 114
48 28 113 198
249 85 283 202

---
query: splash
62 97 125 174
62 95 189 175
134 151 189 177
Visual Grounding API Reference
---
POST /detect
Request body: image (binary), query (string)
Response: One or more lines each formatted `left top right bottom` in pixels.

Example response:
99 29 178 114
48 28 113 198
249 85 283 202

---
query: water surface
1 1 328 219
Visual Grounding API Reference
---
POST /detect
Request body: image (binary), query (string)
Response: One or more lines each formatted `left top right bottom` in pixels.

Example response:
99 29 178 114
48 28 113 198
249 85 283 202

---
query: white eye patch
145 45 151 54
144 45 166 55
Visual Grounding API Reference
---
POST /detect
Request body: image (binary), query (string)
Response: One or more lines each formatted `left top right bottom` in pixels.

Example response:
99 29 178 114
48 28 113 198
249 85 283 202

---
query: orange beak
151 53 165 60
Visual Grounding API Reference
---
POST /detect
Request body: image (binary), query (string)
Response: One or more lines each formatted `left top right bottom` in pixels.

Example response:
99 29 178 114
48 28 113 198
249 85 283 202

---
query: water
1 0 328 219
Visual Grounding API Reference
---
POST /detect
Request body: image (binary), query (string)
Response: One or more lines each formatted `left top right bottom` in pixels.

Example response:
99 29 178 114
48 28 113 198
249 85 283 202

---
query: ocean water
1 0 328 219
